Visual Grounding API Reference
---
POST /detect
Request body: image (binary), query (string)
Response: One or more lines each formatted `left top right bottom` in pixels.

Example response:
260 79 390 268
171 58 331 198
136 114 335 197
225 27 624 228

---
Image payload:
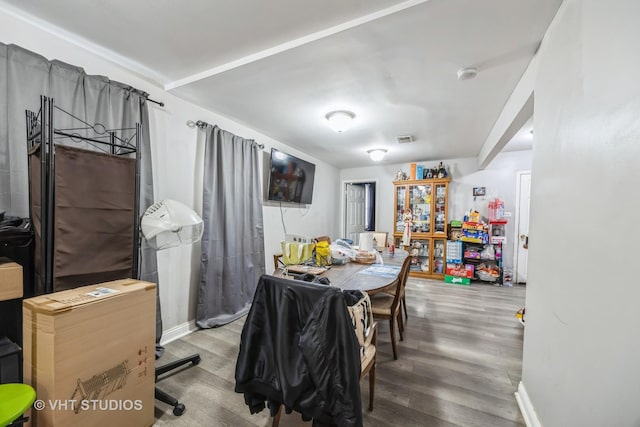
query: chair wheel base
173 403 185 416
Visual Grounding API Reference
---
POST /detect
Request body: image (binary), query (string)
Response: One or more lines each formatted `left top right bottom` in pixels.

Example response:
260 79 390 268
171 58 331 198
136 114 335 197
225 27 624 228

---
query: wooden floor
154 279 526 427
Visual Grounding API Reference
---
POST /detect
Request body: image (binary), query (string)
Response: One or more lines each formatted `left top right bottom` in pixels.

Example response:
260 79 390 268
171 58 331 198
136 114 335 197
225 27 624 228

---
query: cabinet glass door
434 183 447 234
408 239 430 273
408 184 432 233
432 239 446 274
395 185 406 233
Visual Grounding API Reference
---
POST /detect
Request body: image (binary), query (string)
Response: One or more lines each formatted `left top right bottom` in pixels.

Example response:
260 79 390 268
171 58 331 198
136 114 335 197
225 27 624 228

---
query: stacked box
449 228 463 241
0 257 23 301
446 241 462 263
461 222 488 244
444 275 471 285
446 263 474 278
23 279 156 427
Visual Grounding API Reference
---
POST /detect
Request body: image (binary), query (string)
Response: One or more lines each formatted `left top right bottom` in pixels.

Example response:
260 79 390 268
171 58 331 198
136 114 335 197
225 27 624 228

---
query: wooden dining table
273 250 408 296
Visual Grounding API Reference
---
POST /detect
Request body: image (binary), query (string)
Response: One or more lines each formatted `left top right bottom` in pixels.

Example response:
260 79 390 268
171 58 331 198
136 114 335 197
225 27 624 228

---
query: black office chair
155 353 201 416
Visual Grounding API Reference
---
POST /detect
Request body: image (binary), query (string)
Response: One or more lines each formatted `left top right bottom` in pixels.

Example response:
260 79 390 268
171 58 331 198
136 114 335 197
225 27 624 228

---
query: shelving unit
458 220 507 284
393 178 450 279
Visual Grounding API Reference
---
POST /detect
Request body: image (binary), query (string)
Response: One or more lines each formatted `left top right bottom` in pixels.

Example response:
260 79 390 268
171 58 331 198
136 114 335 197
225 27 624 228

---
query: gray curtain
0 43 161 341
197 125 265 328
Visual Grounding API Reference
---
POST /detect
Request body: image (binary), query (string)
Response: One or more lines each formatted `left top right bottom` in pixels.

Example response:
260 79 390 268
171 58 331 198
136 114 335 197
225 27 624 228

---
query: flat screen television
267 148 316 204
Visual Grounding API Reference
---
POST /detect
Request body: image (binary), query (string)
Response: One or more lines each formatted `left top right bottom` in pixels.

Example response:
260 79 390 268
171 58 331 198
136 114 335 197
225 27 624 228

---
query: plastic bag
480 245 495 260
315 241 331 266
330 240 357 264
281 241 313 265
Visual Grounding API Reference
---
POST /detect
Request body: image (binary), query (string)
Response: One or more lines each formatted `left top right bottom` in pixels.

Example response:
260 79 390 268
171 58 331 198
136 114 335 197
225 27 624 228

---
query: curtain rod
146 97 164 107
186 120 265 149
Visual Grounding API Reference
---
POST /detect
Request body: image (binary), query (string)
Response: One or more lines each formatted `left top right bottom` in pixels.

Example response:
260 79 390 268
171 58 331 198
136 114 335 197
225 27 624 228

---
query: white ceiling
1 0 561 168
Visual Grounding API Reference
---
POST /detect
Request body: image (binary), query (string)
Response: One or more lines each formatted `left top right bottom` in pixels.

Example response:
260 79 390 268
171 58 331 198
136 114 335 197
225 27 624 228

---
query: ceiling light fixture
325 110 356 133
457 67 478 81
367 149 387 162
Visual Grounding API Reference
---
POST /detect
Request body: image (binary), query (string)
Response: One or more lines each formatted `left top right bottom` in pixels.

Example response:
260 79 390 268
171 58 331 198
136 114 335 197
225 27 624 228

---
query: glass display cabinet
393 177 450 279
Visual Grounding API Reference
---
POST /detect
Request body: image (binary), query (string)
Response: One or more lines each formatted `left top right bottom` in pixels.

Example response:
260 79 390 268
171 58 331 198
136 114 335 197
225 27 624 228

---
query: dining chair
271 292 377 427
370 256 411 360
236 275 372 427
273 253 284 271
371 231 388 251
349 293 377 412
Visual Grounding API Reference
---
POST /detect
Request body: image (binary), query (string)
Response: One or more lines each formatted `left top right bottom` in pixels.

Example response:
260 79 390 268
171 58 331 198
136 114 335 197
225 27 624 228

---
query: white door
345 183 366 244
515 172 531 283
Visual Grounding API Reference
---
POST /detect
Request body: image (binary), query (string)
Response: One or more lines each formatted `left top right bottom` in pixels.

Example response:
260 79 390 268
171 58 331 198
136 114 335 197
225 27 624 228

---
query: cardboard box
449 229 463 241
446 263 475 278
0 257 23 301
444 275 471 285
23 279 156 427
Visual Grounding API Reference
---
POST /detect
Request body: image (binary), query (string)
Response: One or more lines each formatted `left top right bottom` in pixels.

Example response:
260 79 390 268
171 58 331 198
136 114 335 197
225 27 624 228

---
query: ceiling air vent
396 135 414 144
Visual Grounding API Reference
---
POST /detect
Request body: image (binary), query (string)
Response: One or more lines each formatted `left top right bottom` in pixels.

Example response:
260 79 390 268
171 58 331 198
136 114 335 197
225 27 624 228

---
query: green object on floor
444 275 471 285
0 383 36 427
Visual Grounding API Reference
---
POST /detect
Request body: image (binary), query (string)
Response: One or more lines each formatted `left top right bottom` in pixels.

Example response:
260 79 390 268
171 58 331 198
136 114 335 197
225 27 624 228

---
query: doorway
514 171 531 284
343 181 378 245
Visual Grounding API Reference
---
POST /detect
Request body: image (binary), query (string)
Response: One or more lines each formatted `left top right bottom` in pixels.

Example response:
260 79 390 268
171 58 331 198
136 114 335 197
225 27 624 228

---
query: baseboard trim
160 320 198 346
515 381 542 427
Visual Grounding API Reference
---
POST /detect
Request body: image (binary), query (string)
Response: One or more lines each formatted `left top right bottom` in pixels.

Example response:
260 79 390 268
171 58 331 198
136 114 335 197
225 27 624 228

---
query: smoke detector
457 67 478 81
396 135 414 144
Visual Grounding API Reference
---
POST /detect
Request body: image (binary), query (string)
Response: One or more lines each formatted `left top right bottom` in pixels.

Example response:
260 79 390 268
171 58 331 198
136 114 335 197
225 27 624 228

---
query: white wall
522 0 640 426
340 150 531 269
0 9 340 333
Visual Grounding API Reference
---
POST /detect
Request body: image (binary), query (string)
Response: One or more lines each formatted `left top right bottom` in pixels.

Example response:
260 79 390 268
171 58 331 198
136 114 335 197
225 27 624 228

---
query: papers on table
358 264 401 279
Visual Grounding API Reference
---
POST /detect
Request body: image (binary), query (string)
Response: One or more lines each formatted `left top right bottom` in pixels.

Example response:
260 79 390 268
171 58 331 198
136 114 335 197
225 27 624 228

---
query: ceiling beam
164 0 431 91
478 55 537 169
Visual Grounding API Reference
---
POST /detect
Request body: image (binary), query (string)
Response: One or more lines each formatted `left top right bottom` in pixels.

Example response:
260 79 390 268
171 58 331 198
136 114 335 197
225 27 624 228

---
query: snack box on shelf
449 228 463 241
461 236 485 244
462 222 485 231
463 250 481 259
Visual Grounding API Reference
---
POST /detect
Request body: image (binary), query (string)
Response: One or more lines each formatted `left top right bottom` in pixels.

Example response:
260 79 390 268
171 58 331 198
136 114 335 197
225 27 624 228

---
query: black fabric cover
235 274 363 427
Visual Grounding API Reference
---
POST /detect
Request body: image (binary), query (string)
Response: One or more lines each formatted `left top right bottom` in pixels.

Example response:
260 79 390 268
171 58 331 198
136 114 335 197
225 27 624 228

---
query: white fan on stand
140 199 204 416
141 199 204 250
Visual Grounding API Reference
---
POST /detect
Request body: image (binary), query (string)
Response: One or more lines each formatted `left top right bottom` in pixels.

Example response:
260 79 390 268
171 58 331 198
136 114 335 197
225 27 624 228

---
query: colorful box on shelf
450 220 463 228
446 241 462 263
463 250 481 259
460 236 485 244
462 229 481 238
446 263 474 278
461 236 485 244
462 229 487 239
462 222 485 231
449 229 463 241
444 275 471 285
